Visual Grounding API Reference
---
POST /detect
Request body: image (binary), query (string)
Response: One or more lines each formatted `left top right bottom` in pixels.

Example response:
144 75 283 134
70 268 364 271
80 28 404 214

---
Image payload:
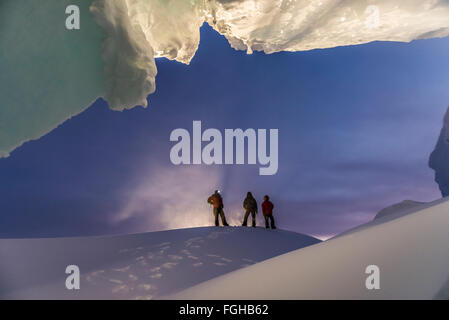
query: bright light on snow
171 196 449 299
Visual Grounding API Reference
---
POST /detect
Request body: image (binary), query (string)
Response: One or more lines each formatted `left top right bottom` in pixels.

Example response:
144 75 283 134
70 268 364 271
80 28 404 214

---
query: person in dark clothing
207 190 229 227
242 192 258 227
261 195 276 229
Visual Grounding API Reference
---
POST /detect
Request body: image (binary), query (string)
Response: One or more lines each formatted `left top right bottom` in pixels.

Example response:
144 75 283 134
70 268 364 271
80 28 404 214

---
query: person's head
247 192 253 198
264 195 269 201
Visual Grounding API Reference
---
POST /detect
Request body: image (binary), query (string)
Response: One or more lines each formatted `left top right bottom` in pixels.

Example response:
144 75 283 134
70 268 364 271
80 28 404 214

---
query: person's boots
242 219 247 227
271 224 276 229
223 219 229 227
252 220 256 228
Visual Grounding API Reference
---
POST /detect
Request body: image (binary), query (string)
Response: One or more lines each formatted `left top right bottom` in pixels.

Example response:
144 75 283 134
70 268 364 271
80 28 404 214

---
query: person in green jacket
242 192 258 227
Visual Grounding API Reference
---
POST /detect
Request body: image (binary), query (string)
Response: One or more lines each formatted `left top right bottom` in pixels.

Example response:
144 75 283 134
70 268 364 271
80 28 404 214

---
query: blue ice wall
0 0 106 157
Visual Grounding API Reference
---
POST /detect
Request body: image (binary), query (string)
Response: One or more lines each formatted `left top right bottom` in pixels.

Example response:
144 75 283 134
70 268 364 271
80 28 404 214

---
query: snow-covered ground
171 197 449 299
2 196 449 300
0 227 319 299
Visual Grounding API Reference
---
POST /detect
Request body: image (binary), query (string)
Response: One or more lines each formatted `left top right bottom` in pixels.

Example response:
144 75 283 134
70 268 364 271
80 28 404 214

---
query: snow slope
373 200 427 221
171 197 449 299
3 197 449 300
0 226 319 299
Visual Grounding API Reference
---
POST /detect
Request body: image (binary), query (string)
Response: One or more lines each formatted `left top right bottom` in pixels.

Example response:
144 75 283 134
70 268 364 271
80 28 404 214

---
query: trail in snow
0 226 319 299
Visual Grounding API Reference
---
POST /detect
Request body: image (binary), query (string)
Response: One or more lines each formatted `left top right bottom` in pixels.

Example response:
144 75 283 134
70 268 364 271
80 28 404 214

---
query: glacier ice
0 0 106 157
2 0 449 157
90 0 157 110
429 106 449 197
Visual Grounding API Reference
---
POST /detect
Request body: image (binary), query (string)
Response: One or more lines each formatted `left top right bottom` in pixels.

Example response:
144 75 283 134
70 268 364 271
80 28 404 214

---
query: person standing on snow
262 195 276 229
207 190 229 227
242 192 258 227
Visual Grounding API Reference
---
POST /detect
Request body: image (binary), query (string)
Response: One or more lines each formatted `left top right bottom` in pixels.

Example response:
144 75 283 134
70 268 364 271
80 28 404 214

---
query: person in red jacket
207 190 229 227
261 195 276 229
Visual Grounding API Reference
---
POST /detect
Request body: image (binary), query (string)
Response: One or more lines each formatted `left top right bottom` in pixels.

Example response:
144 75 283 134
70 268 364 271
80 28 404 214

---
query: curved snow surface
0 227 319 299
172 197 449 299
373 200 427 221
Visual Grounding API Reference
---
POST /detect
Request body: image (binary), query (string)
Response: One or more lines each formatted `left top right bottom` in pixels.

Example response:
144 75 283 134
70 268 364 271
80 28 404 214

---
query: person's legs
213 208 219 226
219 208 229 226
242 210 250 226
270 215 276 229
251 211 256 227
264 215 269 228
